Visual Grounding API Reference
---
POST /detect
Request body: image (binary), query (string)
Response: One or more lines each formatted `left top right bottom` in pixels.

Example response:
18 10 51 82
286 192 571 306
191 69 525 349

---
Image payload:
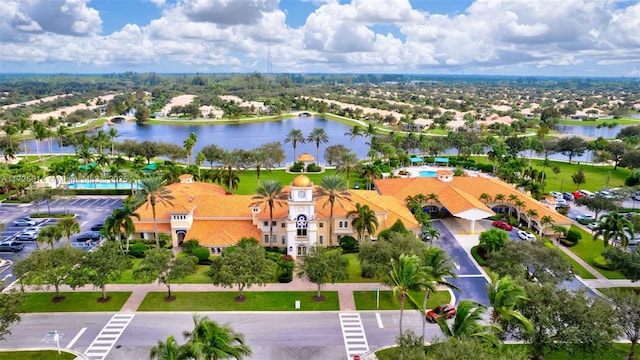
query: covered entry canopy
410 156 423 164
434 157 449 164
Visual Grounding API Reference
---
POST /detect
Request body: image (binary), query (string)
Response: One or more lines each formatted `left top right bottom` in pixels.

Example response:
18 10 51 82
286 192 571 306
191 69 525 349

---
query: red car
426 304 457 323
573 191 583 199
492 220 513 231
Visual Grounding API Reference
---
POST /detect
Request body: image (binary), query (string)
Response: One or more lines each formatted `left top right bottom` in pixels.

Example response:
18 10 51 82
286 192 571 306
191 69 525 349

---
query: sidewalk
19 276 391 313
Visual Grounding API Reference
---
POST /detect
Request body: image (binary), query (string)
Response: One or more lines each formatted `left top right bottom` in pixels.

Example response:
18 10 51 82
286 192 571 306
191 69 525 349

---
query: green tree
296 247 348 300
478 228 508 254
104 204 140 252
134 248 197 300
420 246 459 339
208 239 275 301
427 337 528 360
335 151 359 189
181 315 252 360
68 241 129 301
594 211 634 249
135 105 150 125
314 175 351 246
217 150 242 194
135 176 174 248
571 168 586 190
347 203 379 241
358 163 381 190
0 288 25 342
250 180 288 247
307 127 329 164
575 194 620 221
58 216 81 246
182 132 197 165
283 128 306 162
358 232 425 279
486 272 532 338
385 254 424 336
436 300 498 343
149 335 186 360
36 224 63 249
609 289 640 360
603 247 640 281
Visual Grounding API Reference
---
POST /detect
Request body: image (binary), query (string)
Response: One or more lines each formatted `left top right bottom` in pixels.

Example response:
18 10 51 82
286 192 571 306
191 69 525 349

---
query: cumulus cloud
180 0 279 25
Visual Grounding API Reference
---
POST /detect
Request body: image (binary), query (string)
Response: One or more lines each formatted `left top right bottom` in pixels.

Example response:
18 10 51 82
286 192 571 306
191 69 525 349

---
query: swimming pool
419 170 438 178
67 182 140 190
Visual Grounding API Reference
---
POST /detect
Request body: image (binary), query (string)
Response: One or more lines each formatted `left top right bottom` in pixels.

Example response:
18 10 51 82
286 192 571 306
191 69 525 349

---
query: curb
0 347 89 360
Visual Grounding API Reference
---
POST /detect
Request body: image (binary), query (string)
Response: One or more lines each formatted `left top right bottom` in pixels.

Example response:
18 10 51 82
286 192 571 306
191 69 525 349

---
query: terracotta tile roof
134 222 171 232
185 220 260 247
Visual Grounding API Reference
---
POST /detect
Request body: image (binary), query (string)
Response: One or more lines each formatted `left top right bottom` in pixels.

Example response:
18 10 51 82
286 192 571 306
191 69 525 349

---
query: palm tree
307 127 329 164
385 254 424 336
36 224 63 249
486 272 533 338
135 176 175 248
58 217 80 246
479 193 492 203
540 215 554 236
347 203 379 241
345 125 363 144
182 315 252 360
526 209 538 230
314 175 351 246
436 299 498 343
149 335 185 360
283 128 306 162
335 152 359 189
494 193 506 203
358 163 381 190
250 149 271 187
420 246 459 339
595 211 634 249
108 127 119 156
251 180 288 247
218 150 241 194
183 132 197 165
105 204 140 252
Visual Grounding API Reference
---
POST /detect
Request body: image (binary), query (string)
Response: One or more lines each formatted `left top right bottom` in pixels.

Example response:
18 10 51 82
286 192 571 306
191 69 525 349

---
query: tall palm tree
149 335 185 360
595 211 634 249
335 152 359 189
36 224 63 249
108 127 119 156
358 163 381 190
486 272 532 337
540 215 554 236
526 209 538 230
58 217 80 246
436 300 498 343
494 193 506 203
314 175 351 246
251 180 288 247
182 315 252 360
385 254 424 336
135 176 174 248
105 204 140 252
347 203 379 241
283 128 306 162
218 150 241 194
344 125 363 144
307 127 329 165
420 246 459 339
479 193 492 203
183 132 197 165
250 149 271 187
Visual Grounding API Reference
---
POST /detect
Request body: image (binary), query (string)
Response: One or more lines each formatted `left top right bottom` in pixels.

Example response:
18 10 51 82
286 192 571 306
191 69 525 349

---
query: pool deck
393 165 491 178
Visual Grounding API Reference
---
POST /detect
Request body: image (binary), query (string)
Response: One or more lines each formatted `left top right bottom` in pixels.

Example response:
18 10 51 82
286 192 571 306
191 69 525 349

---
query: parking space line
84 314 135 360
339 313 369 359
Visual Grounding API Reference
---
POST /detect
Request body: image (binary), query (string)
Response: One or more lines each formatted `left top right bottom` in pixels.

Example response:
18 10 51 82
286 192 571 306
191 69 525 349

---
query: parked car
562 192 575 201
549 191 563 199
13 218 36 227
517 230 536 241
0 241 25 252
17 232 38 241
595 190 614 199
578 190 595 198
426 304 457 323
492 220 513 231
75 232 101 242
353 182 360 189
572 191 583 199
587 222 600 230
633 195 640 201
90 223 105 231
576 214 595 223
555 198 568 207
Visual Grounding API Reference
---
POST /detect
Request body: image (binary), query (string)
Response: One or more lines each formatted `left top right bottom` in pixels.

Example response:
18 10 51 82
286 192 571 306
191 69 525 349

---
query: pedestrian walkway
339 313 369 359
84 313 135 360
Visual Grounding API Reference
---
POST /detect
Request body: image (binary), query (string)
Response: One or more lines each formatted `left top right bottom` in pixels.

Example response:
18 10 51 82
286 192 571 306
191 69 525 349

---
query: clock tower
286 175 318 258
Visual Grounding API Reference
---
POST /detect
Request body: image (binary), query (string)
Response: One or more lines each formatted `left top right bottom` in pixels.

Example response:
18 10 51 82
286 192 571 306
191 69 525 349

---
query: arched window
296 214 308 237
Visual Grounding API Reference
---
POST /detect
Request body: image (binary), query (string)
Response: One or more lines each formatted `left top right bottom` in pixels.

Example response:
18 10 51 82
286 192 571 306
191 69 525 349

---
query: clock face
298 191 305 198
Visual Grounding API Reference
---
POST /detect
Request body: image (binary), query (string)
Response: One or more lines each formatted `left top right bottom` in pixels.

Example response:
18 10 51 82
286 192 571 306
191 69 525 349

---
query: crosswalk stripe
339 313 369 359
84 313 135 360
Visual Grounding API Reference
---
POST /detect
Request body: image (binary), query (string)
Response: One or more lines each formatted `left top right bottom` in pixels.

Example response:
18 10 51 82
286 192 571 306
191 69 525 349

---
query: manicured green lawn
21 292 131 312
528 159 630 193
542 241 596 279
341 253 381 283
109 258 149 284
566 225 626 279
179 264 212 284
377 343 637 360
354 290 451 311
137 291 340 311
0 350 76 360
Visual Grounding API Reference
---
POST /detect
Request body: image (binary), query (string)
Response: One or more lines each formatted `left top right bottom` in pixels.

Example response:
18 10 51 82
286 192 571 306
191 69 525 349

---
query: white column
469 219 476 234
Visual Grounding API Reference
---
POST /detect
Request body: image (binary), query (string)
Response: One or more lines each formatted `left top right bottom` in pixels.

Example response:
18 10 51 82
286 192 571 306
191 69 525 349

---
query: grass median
0 350 76 360
137 291 339 311
566 225 626 279
354 290 451 311
21 292 131 312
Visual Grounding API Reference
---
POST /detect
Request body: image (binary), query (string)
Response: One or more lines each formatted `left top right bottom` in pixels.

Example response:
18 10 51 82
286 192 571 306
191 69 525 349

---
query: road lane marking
66 327 87 348
375 313 384 328
84 313 135 360
339 313 369 359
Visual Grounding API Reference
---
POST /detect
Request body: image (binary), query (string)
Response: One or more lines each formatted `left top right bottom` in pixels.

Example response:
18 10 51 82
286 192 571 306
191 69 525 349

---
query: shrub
471 245 488 265
306 163 321 172
191 247 212 264
565 229 582 243
476 163 493 172
129 243 147 258
289 161 305 172
361 263 376 278
339 235 359 253
276 255 295 283
182 239 200 254
592 256 616 270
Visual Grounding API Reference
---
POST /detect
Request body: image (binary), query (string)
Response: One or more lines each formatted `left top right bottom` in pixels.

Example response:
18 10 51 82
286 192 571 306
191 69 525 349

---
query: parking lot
0 197 124 284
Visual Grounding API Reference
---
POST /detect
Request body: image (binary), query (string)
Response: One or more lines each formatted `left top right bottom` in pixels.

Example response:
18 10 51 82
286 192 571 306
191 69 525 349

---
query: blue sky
1 0 639 76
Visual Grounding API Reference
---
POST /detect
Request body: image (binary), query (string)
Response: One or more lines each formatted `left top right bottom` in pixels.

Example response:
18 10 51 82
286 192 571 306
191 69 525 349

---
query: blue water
67 182 139 190
419 171 438 178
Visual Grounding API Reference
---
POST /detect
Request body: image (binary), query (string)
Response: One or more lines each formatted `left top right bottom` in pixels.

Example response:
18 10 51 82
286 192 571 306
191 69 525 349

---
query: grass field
376 343 637 360
109 258 149 284
566 225 626 279
354 289 450 311
0 351 76 360
137 291 339 311
542 241 596 279
179 264 212 284
21 292 130 312
342 253 381 283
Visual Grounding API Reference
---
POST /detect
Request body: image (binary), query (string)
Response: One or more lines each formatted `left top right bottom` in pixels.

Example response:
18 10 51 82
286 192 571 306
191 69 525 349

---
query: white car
587 222 600 230
517 230 536 241
549 191 563 199
576 214 595 222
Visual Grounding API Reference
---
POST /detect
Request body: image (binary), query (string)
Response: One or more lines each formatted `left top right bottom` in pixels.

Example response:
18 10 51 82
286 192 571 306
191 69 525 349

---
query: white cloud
180 0 279 25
